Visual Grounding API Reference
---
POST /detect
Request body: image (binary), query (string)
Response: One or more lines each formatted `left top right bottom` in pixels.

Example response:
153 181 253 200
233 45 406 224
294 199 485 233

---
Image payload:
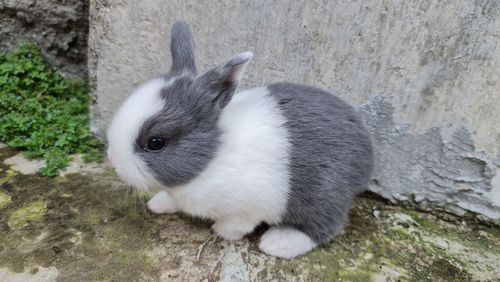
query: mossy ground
0 145 499 281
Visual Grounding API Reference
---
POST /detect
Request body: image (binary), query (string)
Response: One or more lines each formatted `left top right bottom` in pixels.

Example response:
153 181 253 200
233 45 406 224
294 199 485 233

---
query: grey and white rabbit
107 21 373 259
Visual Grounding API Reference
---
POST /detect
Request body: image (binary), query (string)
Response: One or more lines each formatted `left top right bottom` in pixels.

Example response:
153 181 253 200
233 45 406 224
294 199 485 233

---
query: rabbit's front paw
147 191 177 214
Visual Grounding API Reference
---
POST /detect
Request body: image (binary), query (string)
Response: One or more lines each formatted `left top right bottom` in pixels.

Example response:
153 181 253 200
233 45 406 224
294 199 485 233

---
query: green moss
339 267 372 282
0 191 12 209
406 210 440 230
388 225 414 240
407 209 500 254
8 200 46 230
0 43 103 177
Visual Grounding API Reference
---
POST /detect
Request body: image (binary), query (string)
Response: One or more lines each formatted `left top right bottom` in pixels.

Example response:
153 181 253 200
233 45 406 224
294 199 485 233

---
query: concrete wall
0 0 89 79
89 0 500 221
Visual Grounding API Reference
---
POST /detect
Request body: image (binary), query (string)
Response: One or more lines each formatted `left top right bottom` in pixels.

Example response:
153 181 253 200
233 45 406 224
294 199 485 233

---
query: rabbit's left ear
170 21 197 75
195 52 253 110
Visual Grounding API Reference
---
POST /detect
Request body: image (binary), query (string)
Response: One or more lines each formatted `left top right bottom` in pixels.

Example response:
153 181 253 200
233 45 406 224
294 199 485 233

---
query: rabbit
106 21 374 259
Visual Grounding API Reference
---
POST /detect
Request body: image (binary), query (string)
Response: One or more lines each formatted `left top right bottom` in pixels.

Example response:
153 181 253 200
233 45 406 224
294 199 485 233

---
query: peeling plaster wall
88 0 500 220
0 0 89 79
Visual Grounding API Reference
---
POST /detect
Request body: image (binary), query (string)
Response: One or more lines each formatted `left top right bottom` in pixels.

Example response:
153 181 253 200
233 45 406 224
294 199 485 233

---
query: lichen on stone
8 200 47 230
0 191 12 209
0 169 16 185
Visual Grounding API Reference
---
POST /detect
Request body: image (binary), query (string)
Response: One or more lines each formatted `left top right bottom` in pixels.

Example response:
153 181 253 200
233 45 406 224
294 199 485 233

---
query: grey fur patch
135 75 220 187
268 83 374 244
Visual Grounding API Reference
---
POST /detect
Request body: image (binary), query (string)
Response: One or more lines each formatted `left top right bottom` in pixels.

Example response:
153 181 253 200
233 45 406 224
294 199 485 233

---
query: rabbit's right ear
194 52 252 111
170 21 197 75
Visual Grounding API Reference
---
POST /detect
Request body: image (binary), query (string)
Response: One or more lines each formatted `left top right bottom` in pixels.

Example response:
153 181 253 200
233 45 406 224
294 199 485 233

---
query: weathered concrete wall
89 0 500 220
0 0 89 79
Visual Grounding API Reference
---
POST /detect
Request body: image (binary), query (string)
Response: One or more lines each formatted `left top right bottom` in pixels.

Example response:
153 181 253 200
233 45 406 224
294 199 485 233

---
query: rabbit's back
268 83 373 188
267 83 373 243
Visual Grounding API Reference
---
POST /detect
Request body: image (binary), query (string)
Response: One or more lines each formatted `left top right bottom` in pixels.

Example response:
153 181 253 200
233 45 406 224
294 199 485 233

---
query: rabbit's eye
147 138 165 151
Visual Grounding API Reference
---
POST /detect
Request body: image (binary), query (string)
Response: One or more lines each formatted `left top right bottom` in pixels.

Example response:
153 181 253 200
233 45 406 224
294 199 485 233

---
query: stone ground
0 144 499 282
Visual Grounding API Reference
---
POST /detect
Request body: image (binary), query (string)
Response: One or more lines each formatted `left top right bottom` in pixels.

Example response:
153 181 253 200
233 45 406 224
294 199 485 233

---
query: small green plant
0 43 103 177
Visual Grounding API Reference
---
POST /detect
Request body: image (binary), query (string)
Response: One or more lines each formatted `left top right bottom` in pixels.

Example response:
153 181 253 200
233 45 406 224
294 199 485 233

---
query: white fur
107 78 170 190
259 227 317 259
147 191 177 214
167 87 291 239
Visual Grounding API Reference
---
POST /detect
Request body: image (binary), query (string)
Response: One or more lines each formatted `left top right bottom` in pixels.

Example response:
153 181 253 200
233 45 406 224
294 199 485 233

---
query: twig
196 235 215 262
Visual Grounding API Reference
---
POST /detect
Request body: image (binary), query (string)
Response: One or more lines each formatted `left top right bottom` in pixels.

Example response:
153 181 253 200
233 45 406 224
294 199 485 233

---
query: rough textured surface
89 0 500 221
0 0 89 79
0 146 499 281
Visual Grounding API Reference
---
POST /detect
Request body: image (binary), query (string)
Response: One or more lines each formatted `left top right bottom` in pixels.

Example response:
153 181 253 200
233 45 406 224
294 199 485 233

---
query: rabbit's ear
195 52 253 110
170 21 197 75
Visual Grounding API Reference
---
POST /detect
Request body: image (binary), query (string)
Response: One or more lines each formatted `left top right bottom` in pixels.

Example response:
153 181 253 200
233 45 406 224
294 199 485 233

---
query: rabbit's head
106 21 252 190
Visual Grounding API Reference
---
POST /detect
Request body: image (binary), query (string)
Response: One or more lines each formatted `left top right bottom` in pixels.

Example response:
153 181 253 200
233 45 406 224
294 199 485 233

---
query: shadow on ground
0 145 499 281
